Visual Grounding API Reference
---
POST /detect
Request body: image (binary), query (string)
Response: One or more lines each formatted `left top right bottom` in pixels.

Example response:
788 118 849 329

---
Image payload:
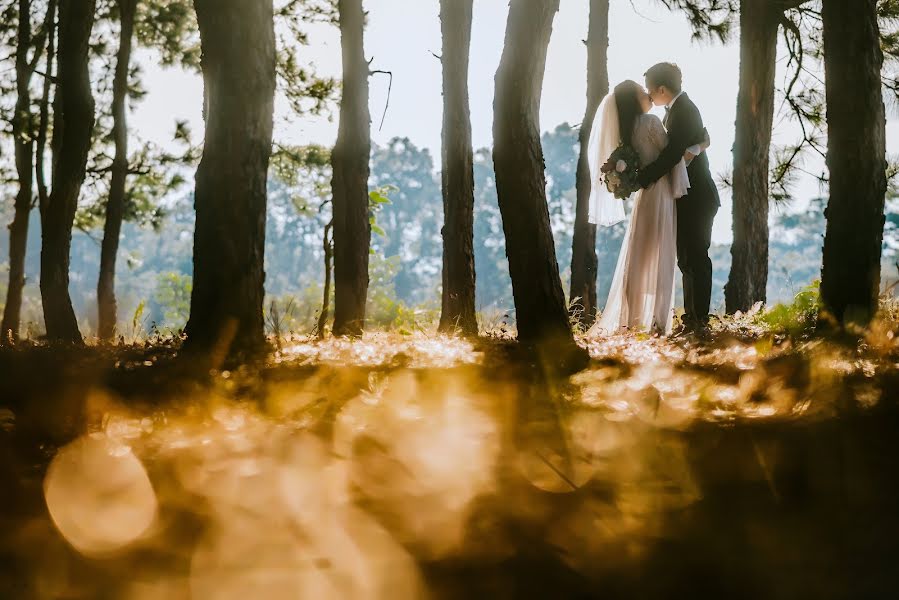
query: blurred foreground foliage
4 308 899 597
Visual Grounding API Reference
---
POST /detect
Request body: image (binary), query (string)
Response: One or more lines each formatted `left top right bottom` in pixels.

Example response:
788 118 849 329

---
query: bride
587 80 703 336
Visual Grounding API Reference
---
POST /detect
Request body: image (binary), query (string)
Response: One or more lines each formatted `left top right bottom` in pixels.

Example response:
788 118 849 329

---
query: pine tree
1 0 55 342
819 0 887 325
97 0 139 341
723 0 780 313
331 0 371 337
438 0 477 336
569 0 609 327
39 0 96 344
493 0 587 368
184 0 276 357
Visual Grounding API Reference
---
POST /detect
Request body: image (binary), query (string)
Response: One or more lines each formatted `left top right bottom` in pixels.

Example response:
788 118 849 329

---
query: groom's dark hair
644 62 682 94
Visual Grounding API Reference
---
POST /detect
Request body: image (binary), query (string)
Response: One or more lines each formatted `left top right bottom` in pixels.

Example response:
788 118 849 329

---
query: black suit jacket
637 93 720 211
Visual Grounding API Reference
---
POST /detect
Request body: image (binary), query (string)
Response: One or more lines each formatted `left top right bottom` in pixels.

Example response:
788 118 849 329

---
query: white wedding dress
589 112 691 336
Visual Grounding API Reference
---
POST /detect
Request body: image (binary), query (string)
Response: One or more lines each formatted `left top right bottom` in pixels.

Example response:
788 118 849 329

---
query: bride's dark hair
614 80 643 147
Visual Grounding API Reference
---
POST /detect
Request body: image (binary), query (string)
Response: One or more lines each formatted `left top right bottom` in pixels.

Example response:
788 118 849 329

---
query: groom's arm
688 128 710 156
637 107 700 188
685 128 711 166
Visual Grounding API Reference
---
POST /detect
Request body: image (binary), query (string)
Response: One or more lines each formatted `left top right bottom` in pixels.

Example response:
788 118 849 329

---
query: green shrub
756 280 820 337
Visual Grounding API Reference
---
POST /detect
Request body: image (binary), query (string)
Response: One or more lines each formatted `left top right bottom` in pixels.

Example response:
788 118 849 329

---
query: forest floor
2 319 899 599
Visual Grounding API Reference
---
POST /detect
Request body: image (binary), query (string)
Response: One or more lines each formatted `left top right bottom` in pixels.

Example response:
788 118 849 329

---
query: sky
133 0 899 245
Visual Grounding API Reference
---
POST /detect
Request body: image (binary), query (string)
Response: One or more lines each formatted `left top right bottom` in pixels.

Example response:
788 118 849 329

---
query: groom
637 63 720 335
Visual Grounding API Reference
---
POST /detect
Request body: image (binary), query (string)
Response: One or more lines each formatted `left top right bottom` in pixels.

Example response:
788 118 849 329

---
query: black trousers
676 199 718 325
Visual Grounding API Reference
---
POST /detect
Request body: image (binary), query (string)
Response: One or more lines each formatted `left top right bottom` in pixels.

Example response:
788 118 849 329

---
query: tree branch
369 68 393 131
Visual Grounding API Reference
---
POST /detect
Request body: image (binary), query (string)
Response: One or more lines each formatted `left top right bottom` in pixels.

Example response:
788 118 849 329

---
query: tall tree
568 0 609 327
184 0 276 356
437 0 477 336
97 0 138 340
819 0 887 325
723 0 780 313
493 0 586 365
1 0 54 342
331 0 371 337
40 0 96 343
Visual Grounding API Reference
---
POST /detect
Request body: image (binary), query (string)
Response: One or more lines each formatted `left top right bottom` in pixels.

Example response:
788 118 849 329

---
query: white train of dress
589 113 690 336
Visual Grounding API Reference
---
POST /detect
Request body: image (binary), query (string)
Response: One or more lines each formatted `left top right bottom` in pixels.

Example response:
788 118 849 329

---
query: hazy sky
134 0 899 244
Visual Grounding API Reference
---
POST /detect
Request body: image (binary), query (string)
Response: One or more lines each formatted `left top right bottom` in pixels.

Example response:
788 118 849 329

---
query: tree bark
493 0 586 367
35 0 56 216
724 0 779 314
40 0 96 344
819 0 887 326
331 0 371 337
317 220 333 339
2 0 37 343
97 0 137 341
184 0 276 357
568 0 609 327
438 0 477 336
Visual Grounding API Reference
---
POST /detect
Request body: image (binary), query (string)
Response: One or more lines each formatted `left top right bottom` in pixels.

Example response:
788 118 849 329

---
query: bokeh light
44 435 158 556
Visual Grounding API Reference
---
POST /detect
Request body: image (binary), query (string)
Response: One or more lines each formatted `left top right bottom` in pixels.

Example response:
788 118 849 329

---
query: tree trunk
36 0 56 216
184 0 276 357
331 0 371 337
724 0 779 314
819 0 887 326
317 220 333 339
97 0 137 341
2 0 37 343
493 0 586 367
568 0 609 327
438 0 477 336
40 0 96 344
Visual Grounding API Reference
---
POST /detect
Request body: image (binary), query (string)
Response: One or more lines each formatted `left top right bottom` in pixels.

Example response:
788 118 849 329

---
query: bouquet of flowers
600 144 641 200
